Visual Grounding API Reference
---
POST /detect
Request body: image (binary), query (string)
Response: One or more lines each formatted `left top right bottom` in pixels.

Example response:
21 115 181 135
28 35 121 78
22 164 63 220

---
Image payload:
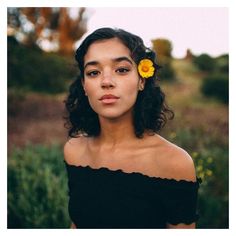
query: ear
138 77 146 91
81 77 85 87
81 79 87 96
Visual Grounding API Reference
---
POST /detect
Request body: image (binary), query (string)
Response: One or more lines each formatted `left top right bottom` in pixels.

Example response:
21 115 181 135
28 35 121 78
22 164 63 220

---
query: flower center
142 66 149 72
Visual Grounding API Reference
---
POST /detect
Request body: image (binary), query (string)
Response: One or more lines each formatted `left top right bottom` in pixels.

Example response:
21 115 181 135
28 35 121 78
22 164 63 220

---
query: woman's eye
86 70 100 77
116 67 130 74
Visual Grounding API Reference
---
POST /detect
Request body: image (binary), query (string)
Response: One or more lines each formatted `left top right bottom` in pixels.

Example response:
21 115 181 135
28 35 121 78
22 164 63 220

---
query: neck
96 113 137 148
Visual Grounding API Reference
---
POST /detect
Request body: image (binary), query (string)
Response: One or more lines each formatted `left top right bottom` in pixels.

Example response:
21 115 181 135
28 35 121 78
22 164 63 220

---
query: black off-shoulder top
64 161 201 229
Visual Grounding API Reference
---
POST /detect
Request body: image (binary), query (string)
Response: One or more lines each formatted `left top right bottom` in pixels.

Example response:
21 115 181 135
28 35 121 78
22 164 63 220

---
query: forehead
84 38 131 63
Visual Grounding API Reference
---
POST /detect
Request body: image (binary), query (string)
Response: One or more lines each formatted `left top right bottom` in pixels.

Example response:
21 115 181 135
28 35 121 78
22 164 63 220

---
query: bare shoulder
63 135 88 166
147 134 196 182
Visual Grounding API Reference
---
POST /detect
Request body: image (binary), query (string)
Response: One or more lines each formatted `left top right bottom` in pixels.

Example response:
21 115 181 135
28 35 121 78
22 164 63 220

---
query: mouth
99 94 120 104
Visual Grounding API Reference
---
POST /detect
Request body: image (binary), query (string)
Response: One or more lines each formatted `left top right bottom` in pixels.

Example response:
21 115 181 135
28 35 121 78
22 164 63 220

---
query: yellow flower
138 59 155 78
169 132 177 139
206 169 213 176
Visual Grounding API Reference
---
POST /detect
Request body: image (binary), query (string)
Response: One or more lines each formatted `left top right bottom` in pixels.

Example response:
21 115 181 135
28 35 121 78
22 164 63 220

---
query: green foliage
201 74 228 104
192 53 228 103
157 61 176 82
151 38 176 81
196 147 228 228
8 144 70 228
167 127 228 228
8 36 76 94
193 53 215 72
216 54 229 74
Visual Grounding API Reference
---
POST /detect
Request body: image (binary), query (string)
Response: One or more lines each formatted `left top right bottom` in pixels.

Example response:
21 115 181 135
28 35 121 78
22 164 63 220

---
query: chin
98 109 133 121
99 112 125 120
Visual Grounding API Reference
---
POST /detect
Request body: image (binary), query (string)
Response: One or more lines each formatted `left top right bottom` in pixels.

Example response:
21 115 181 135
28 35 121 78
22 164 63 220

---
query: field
8 58 228 228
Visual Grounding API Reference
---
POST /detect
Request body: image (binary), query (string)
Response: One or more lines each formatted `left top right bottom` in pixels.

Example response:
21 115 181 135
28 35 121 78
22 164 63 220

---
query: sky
77 7 228 58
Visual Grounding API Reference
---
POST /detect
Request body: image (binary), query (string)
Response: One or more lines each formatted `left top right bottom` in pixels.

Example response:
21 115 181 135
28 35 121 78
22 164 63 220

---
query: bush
193 54 215 72
201 74 228 104
157 61 176 82
216 54 229 74
8 144 70 228
151 38 176 82
195 147 229 228
167 127 228 228
7 36 76 94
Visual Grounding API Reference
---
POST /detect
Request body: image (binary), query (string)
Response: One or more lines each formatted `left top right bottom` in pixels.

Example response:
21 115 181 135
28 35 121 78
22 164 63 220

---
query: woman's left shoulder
147 134 196 182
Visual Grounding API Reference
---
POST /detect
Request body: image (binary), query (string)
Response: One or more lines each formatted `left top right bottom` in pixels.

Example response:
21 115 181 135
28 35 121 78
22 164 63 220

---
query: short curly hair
64 27 174 138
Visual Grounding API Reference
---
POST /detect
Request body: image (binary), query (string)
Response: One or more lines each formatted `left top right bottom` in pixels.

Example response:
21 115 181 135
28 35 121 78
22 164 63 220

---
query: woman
64 27 200 229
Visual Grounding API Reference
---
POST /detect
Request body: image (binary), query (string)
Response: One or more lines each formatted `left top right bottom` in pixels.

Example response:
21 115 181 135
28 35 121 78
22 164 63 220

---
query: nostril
101 84 114 89
101 78 115 88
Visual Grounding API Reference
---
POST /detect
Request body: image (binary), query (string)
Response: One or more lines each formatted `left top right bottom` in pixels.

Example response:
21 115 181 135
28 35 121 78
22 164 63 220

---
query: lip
99 94 119 100
99 94 120 104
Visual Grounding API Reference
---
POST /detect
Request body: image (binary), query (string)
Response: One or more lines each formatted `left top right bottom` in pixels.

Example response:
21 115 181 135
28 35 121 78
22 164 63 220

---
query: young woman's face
83 38 144 120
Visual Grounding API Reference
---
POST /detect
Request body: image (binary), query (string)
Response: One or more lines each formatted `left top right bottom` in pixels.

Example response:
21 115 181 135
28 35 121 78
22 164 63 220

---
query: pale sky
78 7 228 58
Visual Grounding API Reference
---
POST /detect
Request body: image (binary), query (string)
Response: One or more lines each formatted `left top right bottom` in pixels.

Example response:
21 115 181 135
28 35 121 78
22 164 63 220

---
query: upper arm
64 137 86 165
70 222 77 229
159 145 199 228
167 146 196 182
63 139 74 164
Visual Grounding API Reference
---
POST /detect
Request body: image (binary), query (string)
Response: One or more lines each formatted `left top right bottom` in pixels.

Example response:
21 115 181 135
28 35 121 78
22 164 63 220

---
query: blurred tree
216 54 229 74
201 74 228 104
7 7 87 55
8 35 77 94
193 53 215 72
151 38 175 81
185 49 193 61
152 38 172 62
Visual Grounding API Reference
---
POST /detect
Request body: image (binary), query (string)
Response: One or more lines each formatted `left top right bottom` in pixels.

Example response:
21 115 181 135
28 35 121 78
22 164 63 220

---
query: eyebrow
84 56 133 69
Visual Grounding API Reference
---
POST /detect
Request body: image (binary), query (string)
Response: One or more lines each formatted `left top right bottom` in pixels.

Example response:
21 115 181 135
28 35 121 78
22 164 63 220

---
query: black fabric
64 161 201 229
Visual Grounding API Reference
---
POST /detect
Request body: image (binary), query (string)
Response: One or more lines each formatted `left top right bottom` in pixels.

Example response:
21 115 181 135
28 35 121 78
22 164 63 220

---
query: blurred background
7 7 228 228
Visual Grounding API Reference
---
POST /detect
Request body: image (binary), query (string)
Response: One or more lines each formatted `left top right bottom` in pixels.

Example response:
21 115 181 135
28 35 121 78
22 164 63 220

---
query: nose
101 71 116 89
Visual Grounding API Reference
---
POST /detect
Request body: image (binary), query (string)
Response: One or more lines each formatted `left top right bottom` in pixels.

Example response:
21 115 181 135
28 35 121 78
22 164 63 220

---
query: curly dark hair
64 27 174 138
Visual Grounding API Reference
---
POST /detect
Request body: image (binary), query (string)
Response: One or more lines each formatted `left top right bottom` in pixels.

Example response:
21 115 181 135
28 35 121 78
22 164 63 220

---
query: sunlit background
7 7 228 229
8 7 228 58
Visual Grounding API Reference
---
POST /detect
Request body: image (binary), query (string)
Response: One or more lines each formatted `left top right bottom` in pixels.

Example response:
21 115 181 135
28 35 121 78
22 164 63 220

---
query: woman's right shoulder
63 136 88 165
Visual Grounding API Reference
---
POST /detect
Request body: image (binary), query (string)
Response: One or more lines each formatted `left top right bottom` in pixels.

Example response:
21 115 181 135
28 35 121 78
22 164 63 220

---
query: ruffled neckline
64 161 201 187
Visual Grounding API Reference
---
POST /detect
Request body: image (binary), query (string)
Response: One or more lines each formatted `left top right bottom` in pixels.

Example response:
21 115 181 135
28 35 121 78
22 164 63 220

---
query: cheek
83 81 99 108
83 80 97 96
117 82 139 111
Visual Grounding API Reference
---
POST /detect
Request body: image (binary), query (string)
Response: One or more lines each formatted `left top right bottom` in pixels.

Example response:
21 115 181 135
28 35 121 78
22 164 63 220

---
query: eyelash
116 67 130 74
85 67 130 77
86 70 100 77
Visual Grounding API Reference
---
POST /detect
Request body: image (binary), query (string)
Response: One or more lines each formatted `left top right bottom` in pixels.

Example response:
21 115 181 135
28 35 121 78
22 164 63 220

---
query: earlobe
139 84 144 91
138 78 145 91
82 81 88 96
